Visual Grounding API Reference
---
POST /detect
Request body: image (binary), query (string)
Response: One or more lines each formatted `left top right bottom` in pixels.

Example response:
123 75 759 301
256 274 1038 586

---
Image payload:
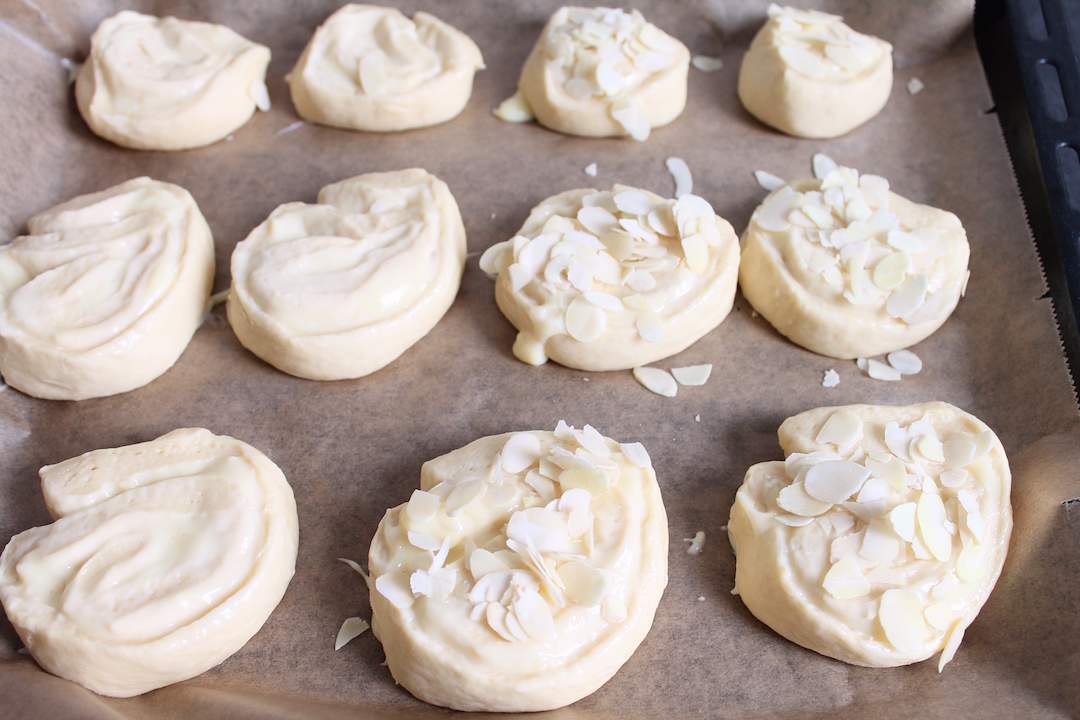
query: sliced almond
879 589 926 652
804 460 871 503
671 364 712 386
776 481 832 517
917 492 953 562
815 409 863 448
822 557 870 599
633 366 677 397
502 432 543 474
335 617 370 650
558 560 609 606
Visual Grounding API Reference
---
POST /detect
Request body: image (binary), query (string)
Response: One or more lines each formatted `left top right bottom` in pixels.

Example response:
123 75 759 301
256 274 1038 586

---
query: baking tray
1 2 1079 719
975 0 1080 398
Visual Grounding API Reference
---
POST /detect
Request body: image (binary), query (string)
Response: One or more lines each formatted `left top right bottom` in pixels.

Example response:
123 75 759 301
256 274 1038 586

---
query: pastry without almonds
0 429 299 697
738 5 892 139
496 6 689 141
728 402 1012 669
0 177 214 400
76 11 271 150
368 423 667 712
288 4 484 132
738 156 969 359
480 184 739 371
227 168 467 380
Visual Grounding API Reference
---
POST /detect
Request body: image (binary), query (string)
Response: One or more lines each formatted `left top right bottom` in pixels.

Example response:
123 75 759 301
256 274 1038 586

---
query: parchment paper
1 1 1078 718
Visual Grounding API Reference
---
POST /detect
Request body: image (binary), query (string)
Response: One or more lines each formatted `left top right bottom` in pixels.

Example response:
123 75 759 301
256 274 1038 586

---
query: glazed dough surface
0 177 214 400
507 6 689 140
228 168 467 380
0 428 299 697
728 402 1011 669
288 4 484 132
368 423 667 712
76 11 271 150
738 161 969 359
479 185 739 371
738 5 892 139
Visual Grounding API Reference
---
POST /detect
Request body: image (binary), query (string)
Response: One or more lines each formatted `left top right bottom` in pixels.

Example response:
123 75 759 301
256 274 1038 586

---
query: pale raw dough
507 6 690 140
367 423 667 712
738 161 969 359
0 177 215 400
738 5 893 139
479 185 739 371
728 402 1012 669
288 4 484 132
227 168 467 380
0 428 299 697
76 11 271 150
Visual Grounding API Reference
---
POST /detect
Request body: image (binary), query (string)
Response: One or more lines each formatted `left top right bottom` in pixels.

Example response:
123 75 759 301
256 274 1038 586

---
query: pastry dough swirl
76 11 271 150
288 4 484 132
227 169 467 380
368 423 667 711
0 177 214 400
0 428 299 697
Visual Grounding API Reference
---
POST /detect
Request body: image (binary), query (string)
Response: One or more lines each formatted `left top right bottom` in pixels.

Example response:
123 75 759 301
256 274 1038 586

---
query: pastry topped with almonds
738 5 892 138
480 184 739 371
739 156 969 359
367 423 667 712
0 429 299 697
76 11 271 150
728 402 1012 669
0 177 214 400
496 6 690 140
288 4 484 132
227 168 467 380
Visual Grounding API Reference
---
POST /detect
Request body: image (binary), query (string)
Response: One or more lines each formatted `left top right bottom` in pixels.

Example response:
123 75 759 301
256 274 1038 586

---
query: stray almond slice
879 589 926 653
558 560 609 606
822 557 870 599
776 480 832 517
917 492 953 562
804 460 871 504
633 366 677 397
754 170 785 191
671 364 712 386
335 617 370 650
887 349 923 375
665 157 693 198
815 409 863 448
691 55 724 72
502 432 543 474
812 153 838 179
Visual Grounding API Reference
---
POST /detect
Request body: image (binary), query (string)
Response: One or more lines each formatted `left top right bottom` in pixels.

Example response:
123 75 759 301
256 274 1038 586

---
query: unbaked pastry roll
738 5 893 139
76 11 271 150
0 428 299 697
0 177 215 400
227 168 467 380
499 6 689 141
480 184 739 371
738 158 969 359
728 402 1011 669
367 423 667 711
288 4 484 132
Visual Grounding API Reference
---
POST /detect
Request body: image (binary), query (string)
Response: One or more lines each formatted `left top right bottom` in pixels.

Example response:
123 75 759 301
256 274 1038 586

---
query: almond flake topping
879 588 925 652
665 157 693 198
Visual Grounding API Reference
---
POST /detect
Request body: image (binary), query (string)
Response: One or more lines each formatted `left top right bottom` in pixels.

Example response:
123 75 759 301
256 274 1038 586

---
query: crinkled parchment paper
1 1 1078 718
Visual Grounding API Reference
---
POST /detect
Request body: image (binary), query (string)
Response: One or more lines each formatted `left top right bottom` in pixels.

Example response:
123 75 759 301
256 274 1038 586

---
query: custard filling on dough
76 11 271 150
738 157 969 359
500 6 690 140
0 428 299 697
288 4 484 132
0 177 214 400
227 168 467 380
367 423 667 712
480 185 739 371
728 403 1011 670
737 5 892 139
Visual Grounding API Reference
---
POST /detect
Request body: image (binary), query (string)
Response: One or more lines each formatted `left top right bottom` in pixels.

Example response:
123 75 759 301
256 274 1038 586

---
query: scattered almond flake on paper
887 349 923 375
672 364 712 386
335 617 370 650
691 55 724 72
684 531 706 555
665 156 693 198
822 368 840 387
695 414 701 422
633 366 678 396
754 170 785 191
865 358 902 381
275 120 305 136
60 58 81 84
584 162 598 177
907 77 925 95
339 557 370 585
812 153 838 179
698 595 706 601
